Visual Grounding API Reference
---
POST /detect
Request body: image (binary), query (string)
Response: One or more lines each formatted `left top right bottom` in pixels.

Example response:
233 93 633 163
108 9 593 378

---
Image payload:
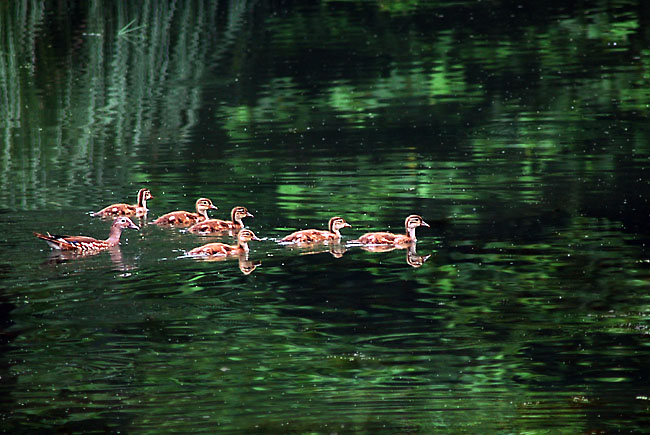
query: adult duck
34 216 139 252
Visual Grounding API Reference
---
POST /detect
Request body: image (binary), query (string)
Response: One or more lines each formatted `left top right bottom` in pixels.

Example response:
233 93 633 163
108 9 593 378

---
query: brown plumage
152 198 217 226
188 206 253 234
187 229 260 256
352 214 429 245
34 216 140 252
93 188 153 217
280 216 351 243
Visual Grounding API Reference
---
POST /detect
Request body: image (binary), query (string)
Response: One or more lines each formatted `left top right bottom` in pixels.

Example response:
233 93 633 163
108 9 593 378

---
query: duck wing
353 232 400 245
281 229 331 243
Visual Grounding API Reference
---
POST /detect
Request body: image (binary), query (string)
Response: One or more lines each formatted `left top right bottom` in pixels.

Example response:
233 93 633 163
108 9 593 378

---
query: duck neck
238 240 250 253
406 226 417 242
232 210 243 228
106 225 124 246
328 221 341 239
199 209 210 220
137 191 148 208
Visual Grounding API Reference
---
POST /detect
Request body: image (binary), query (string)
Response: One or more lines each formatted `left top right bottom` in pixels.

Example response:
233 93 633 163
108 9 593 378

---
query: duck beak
343 222 351 228
421 220 430 228
247 212 254 218
130 222 140 230
210 204 218 210
252 235 261 241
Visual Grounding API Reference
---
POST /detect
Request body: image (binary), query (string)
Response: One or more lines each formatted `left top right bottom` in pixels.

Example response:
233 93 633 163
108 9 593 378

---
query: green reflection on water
2 0 650 433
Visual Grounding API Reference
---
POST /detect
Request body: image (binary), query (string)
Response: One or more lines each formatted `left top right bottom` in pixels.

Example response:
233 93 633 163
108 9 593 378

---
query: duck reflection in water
42 246 138 272
405 246 431 268
356 244 431 268
284 242 348 258
238 256 261 275
189 252 261 275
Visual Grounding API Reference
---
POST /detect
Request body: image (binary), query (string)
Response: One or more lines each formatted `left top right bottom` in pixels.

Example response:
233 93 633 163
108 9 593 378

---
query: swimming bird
351 214 429 245
188 206 253 234
152 198 218 226
93 188 153 218
187 229 260 256
34 216 139 252
280 216 351 243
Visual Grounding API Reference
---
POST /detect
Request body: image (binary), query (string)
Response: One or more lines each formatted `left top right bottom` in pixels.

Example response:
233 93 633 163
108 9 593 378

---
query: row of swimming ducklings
34 188 430 258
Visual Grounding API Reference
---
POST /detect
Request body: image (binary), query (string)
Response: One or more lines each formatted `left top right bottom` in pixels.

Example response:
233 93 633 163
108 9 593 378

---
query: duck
152 198 218 226
351 214 429 245
188 206 253 234
34 216 140 252
280 216 351 243
93 188 153 217
187 228 260 256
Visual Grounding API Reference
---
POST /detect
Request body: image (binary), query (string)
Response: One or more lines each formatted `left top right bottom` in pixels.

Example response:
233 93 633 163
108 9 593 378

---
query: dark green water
2 0 650 432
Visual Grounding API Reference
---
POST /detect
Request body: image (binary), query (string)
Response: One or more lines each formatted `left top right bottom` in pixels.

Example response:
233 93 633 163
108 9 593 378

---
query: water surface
2 0 650 432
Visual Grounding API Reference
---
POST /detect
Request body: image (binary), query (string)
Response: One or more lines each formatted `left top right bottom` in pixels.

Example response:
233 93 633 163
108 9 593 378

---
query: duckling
93 188 153 218
352 214 429 245
280 216 351 243
187 229 260 256
188 206 253 234
34 216 139 252
152 198 217 226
